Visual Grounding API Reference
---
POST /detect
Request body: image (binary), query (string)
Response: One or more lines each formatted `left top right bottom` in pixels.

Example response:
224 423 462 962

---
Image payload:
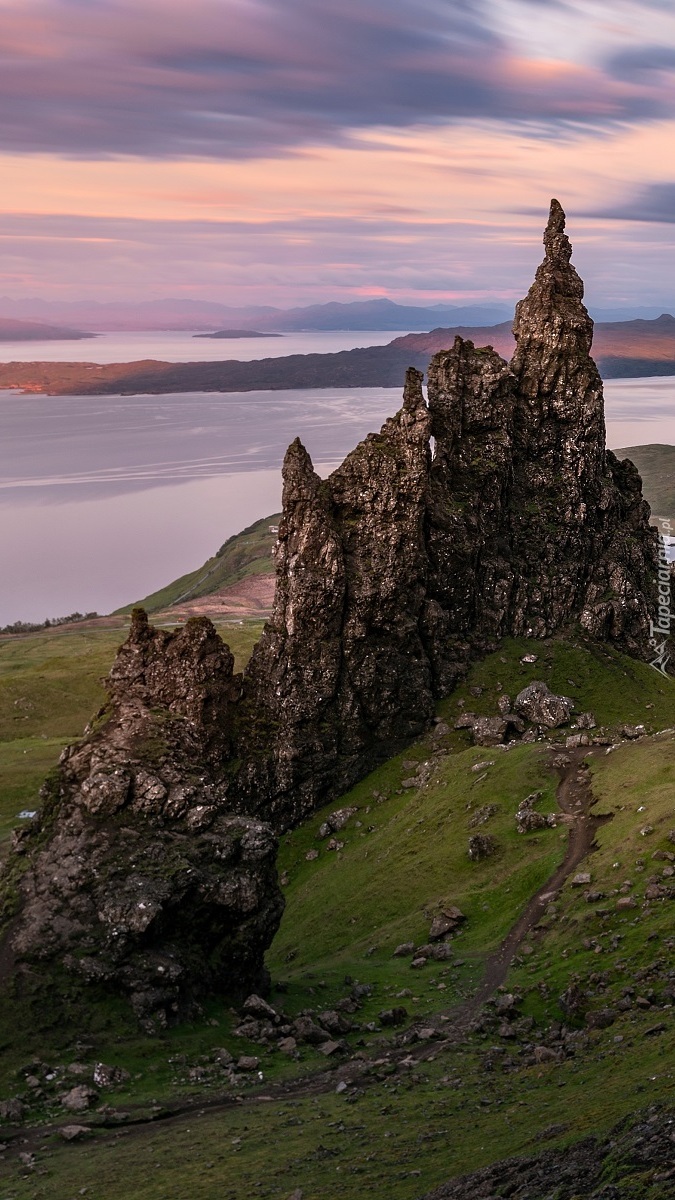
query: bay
1 375 674 626
0 329 413 365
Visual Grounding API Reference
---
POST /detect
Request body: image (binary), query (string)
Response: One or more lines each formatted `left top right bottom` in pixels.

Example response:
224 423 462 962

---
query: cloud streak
0 0 673 159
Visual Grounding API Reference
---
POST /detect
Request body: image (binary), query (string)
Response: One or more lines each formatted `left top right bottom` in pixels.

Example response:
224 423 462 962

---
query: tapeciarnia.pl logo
650 519 673 677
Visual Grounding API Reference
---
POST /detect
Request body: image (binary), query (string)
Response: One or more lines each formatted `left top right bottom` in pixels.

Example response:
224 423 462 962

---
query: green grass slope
618 443 675 522
3 635 675 1197
119 514 281 613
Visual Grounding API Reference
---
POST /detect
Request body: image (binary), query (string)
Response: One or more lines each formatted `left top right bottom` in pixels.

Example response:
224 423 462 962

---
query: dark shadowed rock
468 834 498 860
1 612 284 1027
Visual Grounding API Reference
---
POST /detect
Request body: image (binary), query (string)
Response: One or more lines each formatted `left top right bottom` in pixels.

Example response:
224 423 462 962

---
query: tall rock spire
510 200 604 465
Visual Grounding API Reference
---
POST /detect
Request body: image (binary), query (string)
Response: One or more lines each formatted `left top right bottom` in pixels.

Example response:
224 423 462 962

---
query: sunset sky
2 0 675 307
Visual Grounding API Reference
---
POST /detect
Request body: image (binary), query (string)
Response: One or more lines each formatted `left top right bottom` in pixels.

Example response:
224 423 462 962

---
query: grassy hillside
617 443 675 522
118 513 281 613
2 632 675 1196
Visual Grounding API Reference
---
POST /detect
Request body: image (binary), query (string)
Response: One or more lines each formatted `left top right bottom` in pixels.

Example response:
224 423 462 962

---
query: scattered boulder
292 1016 331 1044
559 982 587 1018
514 682 573 728
468 833 498 860
454 713 477 730
472 716 511 746
93 1063 130 1090
242 994 279 1022
516 791 554 833
379 1007 408 1027
468 804 498 828
571 872 592 887
393 942 415 958
429 908 466 941
0 1097 25 1123
237 1055 260 1072
619 724 645 739
565 733 590 749
58 1125 91 1141
323 806 358 833
585 1008 616 1030
60 1085 98 1112
576 711 597 729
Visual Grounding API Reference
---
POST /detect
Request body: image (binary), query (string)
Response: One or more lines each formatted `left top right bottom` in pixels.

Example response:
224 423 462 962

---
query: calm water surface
0 329 413 364
1 375 674 625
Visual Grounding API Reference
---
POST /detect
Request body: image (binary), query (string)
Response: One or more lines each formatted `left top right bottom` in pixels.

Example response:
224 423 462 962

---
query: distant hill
193 329 283 339
0 317 94 342
616 443 675 521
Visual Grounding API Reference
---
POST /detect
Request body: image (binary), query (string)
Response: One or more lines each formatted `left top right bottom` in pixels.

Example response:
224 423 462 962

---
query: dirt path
2 745 609 1152
453 745 607 1020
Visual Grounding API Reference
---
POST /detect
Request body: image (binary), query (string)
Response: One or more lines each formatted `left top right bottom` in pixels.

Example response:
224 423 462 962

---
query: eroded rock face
243 202 658 824
244 368 434 826
5 611 284 1028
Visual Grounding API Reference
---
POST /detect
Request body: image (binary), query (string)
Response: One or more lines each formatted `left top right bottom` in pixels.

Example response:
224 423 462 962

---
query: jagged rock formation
243 371 434 826
244 200 658 823
4 612 284 1028
0 202 660 1017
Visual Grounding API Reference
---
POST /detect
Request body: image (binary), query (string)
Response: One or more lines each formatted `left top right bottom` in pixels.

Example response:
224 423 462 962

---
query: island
193 329 283 339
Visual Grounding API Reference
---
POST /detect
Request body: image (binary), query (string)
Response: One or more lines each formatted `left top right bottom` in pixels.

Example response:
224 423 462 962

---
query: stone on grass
393 942 415 957
58 1124 91 1141
60 1085 98 1112
468 833 498 860
237 1056 260 1072
514 682 573 728
429 907 465 940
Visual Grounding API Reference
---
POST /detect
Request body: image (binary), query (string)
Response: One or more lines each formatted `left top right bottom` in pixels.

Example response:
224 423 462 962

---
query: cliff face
0 202 660 1018
245 201 658 822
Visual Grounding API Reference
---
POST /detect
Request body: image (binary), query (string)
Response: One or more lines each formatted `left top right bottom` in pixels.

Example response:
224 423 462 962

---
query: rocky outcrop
243 369 434 827
4 611 284 1028
243 200 659 823
0 203 661 1018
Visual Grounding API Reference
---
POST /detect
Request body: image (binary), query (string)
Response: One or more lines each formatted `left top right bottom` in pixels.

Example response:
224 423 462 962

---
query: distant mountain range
0 295 671 332
0 295 513 331
0 317 94 342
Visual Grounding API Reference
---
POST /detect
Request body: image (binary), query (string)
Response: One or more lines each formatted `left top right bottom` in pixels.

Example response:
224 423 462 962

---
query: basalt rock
243 368 434 827
3 611 284 1027
242 201 658 824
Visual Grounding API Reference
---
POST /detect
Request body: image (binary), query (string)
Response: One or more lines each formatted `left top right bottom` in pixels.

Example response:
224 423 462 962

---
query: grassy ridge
118 514 280 614
616 443 675 522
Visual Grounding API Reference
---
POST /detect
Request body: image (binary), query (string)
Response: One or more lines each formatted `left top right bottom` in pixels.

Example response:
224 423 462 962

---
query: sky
2 0 675 308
